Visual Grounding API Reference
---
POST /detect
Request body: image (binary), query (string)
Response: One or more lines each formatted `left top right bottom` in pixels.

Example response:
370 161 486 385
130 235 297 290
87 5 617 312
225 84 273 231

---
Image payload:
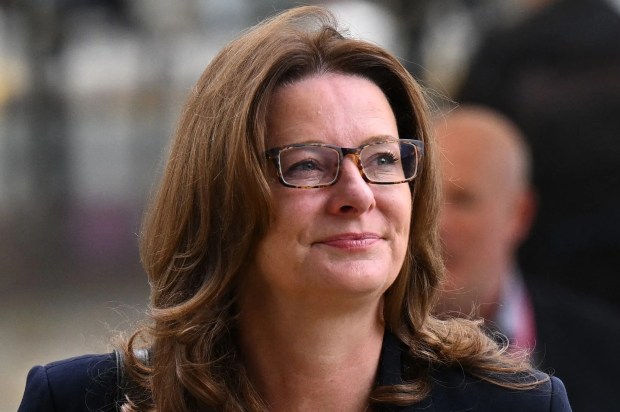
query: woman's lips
316 233 382 249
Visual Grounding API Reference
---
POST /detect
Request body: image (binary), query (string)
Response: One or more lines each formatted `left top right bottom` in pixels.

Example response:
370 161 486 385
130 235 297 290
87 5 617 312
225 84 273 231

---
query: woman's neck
237 292 385 412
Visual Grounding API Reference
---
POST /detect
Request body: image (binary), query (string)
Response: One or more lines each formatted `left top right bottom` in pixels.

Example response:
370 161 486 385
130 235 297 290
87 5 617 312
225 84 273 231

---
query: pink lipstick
317 233 381 249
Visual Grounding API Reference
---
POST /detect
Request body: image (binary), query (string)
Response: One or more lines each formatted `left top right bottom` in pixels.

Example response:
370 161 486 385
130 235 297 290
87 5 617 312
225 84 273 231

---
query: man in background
456 0 620 310
435 105 620 411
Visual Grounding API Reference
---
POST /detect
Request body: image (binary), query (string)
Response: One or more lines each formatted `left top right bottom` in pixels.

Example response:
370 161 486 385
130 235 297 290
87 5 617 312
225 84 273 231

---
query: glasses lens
278 146 339 187
360 141 418 183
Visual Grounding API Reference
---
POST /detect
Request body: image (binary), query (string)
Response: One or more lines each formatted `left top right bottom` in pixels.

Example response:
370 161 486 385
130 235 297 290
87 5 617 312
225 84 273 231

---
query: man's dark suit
18 333 572 411
528 280 620 412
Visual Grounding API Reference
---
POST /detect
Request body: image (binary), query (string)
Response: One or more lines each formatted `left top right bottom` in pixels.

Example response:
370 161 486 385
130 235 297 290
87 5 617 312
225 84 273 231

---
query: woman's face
250 73 412 305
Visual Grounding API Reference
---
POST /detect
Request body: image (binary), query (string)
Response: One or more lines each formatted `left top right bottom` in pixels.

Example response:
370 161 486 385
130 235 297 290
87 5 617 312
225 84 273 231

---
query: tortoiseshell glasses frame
265 139 424 189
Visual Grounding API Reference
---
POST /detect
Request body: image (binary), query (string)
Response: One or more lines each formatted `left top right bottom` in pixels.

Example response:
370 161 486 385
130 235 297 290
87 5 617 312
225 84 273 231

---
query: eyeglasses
265 139 424 188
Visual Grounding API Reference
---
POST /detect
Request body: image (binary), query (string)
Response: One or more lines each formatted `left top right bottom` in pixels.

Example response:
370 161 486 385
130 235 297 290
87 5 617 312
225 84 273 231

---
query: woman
18 6 571 412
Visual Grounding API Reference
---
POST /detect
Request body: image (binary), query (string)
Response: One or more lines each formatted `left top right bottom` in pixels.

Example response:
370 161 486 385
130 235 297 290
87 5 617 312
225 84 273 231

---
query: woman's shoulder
18 352 120 412
425 366 572 412
380 332 572 411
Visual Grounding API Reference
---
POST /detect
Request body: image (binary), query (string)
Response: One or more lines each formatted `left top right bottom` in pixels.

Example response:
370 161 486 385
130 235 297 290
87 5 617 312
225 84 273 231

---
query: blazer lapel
375 332 436 412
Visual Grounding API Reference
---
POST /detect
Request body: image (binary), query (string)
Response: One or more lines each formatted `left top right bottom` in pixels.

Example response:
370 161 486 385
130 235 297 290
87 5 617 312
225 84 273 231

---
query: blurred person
436 105 538 350
18 7 571 412
457 0 620 311
436 105 620 411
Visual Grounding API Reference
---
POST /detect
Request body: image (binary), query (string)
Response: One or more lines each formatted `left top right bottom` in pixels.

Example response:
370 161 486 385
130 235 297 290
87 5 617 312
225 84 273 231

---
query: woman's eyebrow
364 134 399 144
269 135 400 149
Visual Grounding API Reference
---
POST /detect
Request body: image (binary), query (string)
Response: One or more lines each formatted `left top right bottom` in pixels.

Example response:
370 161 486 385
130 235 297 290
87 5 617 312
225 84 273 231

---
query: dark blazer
528 279 620 412
18 333 572 411
18 352 120 412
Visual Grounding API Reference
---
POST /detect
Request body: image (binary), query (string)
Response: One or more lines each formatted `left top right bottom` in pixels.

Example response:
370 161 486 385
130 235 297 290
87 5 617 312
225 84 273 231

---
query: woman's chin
308 263 398 299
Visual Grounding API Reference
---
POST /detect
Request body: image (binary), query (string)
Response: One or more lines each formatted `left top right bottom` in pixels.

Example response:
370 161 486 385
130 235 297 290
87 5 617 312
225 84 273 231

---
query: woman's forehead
266 73 397 148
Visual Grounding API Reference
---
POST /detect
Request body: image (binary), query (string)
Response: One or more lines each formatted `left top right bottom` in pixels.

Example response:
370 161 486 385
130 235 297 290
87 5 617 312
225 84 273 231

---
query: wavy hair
120 6 542 411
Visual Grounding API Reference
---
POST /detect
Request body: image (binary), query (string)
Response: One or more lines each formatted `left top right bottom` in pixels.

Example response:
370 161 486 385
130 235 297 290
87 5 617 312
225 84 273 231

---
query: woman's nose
326 156 375 215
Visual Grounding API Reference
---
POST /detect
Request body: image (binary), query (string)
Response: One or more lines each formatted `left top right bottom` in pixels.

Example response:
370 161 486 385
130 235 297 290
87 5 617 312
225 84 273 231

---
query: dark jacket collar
375 332 434 411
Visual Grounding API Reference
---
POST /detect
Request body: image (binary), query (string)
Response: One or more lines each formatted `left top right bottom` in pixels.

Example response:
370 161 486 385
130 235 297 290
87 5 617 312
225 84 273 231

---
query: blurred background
2 0 619 410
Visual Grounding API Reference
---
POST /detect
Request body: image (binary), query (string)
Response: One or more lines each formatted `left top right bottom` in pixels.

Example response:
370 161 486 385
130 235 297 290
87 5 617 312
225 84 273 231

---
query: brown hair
120 6 541 411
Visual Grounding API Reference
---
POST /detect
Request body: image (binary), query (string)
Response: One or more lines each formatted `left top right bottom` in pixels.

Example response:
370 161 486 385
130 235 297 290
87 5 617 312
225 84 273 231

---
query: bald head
437 105 531 197
435 105 536 318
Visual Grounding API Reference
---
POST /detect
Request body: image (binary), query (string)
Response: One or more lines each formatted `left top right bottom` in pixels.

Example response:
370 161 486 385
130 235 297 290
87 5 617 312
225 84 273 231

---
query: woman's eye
286 159 322 175
296 160 317 170
373 152 399 166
